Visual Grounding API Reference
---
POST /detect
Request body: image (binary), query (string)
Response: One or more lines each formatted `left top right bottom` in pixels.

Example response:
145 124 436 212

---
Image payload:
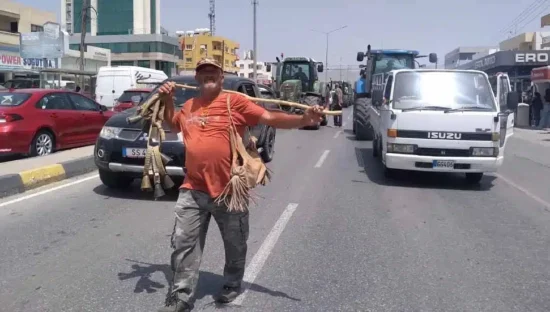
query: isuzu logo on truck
427 132 462 139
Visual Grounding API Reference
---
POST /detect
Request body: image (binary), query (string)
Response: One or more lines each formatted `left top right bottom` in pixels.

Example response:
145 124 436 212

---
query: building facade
177 28 239 74
236 50 272 84
62 0 180 76
0 1 57 82
444 46 497 69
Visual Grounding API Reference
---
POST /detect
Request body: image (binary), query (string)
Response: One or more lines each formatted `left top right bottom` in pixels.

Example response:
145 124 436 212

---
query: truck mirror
506 92 519 110
360 69 365 76
266 64 271 72
429 53 438 64
317 63 324 72
276 57 280 63
357 52 365 62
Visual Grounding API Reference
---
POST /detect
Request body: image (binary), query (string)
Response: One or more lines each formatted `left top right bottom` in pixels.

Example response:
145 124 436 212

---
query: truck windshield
374 54 414 74
392 71 497 111
281 62 310 82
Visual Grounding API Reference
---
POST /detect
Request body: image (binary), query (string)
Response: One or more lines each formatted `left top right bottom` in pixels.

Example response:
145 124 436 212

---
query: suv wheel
260 127 276 163
99 169 133 189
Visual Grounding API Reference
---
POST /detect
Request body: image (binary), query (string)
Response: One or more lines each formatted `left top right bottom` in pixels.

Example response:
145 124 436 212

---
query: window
0 93 31 106
238 84 256 97
97 0 133 35
31 24 44 32
392 71 497 111
137 60 150 68
185 44 192 50
248 64 253 69
239 64 244 69
36 93 73 110
185 58 192 63
373 54 414 74
256 65 262 70
248 73 253 78
239 73 244 77
68 93 99 111
10 22 18 33
70 41 179 55
384 76 393 100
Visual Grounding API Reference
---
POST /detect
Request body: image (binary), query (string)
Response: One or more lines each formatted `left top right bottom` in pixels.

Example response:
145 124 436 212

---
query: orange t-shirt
172 92 266 198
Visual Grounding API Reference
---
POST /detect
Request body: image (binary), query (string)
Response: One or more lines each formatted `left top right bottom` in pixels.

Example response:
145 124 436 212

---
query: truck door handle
50 113 58 118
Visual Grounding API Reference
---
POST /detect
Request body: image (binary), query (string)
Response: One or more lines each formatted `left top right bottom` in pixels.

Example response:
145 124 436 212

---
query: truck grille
415 148 470 157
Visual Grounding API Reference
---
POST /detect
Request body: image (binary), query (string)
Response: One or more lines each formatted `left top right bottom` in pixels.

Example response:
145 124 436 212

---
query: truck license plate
123 148 147 158
433 160 454 168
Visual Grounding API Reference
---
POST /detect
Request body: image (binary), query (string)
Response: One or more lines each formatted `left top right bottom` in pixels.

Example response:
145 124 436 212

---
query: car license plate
123 148 147 158
433 160 454 168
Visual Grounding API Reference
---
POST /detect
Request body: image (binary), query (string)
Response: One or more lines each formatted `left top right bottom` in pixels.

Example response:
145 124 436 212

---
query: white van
96 66 168 108
370 69 518 184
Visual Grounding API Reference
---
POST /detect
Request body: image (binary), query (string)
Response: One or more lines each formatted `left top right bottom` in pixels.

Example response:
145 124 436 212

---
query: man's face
195 65 223 94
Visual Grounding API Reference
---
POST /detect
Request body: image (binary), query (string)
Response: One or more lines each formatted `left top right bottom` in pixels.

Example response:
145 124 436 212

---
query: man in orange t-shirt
157 59 324 312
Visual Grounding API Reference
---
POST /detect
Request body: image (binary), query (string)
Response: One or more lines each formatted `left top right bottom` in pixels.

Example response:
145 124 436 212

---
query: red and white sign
0 53 22 68
531 66 550 81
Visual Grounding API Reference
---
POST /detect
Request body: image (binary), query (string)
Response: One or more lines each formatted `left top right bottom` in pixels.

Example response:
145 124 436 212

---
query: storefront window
137 60 150 68
70 42 179 55
97 0 133 35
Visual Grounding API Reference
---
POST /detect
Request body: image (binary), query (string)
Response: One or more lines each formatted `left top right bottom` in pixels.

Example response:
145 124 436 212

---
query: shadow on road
354 147 496 191
92 181 179 202
118 259 300 305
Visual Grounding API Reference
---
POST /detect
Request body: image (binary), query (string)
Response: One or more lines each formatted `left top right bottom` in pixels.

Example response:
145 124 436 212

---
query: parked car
0 89 113 156
112 88 152 112
94 75 278 189
2 78 40 89
257 83 276 99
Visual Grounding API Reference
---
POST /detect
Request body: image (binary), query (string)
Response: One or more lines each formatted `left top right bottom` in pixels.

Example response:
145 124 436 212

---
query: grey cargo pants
170 188 249 303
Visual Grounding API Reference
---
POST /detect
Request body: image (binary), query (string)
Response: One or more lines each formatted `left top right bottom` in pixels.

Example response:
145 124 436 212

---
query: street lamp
310 25 347 83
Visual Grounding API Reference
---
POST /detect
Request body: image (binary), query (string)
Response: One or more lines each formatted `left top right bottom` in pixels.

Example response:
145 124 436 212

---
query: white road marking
333 130 342 138
0 174 99 208
232 203 299 306
314 150 330 168
495 173 550 210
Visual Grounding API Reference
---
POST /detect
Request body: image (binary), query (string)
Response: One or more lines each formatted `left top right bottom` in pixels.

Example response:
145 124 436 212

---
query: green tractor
267 56 327 129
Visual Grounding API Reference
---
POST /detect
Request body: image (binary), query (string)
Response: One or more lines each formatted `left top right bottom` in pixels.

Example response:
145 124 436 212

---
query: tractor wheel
354 97 373 141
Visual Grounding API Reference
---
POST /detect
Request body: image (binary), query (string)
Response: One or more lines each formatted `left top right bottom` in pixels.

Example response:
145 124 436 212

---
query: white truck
369 69 518 183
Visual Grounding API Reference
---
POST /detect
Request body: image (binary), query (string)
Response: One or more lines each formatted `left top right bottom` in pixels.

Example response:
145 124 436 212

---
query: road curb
0 155 96 199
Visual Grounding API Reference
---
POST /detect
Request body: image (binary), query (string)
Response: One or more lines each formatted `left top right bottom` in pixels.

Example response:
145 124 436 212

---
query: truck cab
370 69 518 183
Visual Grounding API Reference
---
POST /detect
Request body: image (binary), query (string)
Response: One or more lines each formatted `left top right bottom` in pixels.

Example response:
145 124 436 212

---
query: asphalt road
1 108 550 312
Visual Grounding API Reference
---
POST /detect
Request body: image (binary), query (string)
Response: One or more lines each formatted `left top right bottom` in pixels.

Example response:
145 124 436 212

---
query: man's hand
301 105 325 126
159 81 175 99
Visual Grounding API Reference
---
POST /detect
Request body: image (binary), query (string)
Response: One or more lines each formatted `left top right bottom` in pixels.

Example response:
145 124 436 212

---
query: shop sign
92 51 108 61
23 58 54 68
0 53 22 67
514 52 549 63
531 67 550 81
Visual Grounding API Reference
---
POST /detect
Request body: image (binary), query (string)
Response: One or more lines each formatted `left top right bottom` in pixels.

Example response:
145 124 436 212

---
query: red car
112 88 152 112
0 89 114 156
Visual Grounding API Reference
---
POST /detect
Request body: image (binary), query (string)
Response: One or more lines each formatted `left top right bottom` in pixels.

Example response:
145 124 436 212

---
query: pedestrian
531 92 543 127
538 89 550 129
333 83 343 127
157 58 324 312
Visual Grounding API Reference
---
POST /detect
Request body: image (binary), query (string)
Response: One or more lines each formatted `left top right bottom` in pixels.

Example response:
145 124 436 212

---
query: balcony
0 31 19 45
0 13 20 45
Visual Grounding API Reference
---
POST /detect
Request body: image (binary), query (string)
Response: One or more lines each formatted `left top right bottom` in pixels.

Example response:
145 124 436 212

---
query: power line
514 1 550 34
498 0 549 37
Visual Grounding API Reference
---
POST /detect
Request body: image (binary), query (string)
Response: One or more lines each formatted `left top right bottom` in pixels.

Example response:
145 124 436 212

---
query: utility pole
79 0 87 87
311 25 347 83
252 0 258 83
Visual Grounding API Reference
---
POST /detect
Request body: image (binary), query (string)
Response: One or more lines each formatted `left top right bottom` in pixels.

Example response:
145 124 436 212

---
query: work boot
158 292 191 312
215 285 242 303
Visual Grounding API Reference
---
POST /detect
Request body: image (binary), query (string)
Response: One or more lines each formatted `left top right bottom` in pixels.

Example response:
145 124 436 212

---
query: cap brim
196 64 222 72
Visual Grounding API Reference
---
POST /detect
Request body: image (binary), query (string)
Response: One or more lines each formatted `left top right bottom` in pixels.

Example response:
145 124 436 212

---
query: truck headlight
99 126 122 139
471 147 496 157
387 143 416 154
491 132 500 141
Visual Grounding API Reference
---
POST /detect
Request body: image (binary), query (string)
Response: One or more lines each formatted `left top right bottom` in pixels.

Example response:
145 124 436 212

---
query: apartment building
62 0 180 76
0 0 56 82
236 50 272 84
177 28 240 74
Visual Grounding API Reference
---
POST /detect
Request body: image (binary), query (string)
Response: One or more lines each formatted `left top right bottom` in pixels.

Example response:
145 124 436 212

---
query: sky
15 0 550 80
